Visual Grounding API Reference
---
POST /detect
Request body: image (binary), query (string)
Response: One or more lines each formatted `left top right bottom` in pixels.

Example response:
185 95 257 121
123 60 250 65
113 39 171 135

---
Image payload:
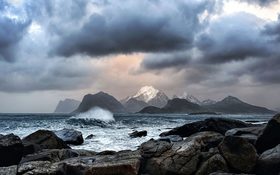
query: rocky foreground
1 114 280 175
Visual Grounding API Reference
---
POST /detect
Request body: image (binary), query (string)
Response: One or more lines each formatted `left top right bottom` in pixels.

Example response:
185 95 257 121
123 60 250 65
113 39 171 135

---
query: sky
0 0 280 113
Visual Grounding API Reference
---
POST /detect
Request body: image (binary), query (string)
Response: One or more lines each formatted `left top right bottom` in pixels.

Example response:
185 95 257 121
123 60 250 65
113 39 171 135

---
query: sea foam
67 107 115 127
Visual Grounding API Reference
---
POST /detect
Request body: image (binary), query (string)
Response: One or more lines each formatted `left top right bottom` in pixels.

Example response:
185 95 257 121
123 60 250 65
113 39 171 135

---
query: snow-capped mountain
201 99 217 105
179 92 202 105
121 86 169 111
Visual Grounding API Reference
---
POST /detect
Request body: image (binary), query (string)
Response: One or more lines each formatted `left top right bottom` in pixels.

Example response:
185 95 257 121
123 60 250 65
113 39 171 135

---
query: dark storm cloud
0 58 97 92
196 12 271 64
141 52 191 70
0 1 31 62
52 0 219 57
240 0 278 6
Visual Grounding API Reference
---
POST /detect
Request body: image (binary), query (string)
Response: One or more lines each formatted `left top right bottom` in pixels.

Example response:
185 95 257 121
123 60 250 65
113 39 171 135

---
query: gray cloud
0 1 31 62
196 12 271 64
240 0 278 6
0 58 97 92
51 0 219 57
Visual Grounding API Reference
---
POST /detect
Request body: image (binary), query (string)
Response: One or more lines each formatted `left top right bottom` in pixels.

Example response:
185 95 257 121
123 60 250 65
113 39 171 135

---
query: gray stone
0 165 17 175
219 136 257 173
196 154 229 175
141 131 224 175
22 130 69 155
225 126 264 145
158 135 183 142
0 134 24 166
256 113 280 153
256 144 280 175
58 150 141 175
18 161 60 175
54 128 84 145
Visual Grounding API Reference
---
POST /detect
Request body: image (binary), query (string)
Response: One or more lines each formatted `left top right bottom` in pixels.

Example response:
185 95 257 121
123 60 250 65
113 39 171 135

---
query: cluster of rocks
0 114 280 175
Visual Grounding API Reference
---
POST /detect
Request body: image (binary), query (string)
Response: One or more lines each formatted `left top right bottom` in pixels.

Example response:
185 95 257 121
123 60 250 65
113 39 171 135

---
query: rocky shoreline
0 114 280 175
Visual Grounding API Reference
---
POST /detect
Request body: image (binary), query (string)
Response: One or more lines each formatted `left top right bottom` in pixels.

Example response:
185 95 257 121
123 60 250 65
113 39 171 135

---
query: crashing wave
67 107 115 127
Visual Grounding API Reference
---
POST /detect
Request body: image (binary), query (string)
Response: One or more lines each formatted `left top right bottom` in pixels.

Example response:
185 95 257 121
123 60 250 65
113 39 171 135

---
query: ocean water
0 108 273 152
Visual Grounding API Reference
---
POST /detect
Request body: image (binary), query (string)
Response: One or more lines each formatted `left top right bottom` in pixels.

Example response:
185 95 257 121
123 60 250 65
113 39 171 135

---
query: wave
67 107 115 127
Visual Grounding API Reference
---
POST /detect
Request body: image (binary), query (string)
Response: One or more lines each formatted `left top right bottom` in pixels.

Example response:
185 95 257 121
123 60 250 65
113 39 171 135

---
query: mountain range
54 99 81 113
54 86 276 114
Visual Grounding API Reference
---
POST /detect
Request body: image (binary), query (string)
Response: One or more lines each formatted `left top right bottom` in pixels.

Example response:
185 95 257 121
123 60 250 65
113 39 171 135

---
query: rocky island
1 114 280 175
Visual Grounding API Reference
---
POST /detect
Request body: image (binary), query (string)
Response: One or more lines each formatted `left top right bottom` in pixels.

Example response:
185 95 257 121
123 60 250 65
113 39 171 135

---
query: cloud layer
0 0 279 112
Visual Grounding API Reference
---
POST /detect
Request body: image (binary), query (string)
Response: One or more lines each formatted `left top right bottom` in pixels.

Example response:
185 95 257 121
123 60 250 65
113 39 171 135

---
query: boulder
0 165 17 175
219 136 257 173
256 113 280 153
58 150 141 175
195 154 229 175
0 134 24 166
18 161 60 175
160 117 252 137
129 130 147 138
85 134 95 140
21 149 78 163
22 130 70 155
158 135 183 142
141 131 224 175
140 139 172 158
256 144 280 175
54 128 84 145
225 126 265 145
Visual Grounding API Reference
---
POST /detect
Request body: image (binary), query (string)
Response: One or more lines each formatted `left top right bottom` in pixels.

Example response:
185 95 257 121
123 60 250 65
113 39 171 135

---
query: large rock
195 154 229 175
20 149 95 163
0 165 17 175
129 130 147 138
160 117 252 137
219 136 257 173
0 134 24 166
18 161 60 175
22 130 70 155
225 126 265 145
58 150 141 175
141 131 224 175
256 144 280 175
256 113 280 153
54 128 84 145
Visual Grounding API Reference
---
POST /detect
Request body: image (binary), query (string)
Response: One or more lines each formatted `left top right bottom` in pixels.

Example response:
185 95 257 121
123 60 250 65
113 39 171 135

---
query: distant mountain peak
222 96 242 103
133 86 160 103
178 92 201 105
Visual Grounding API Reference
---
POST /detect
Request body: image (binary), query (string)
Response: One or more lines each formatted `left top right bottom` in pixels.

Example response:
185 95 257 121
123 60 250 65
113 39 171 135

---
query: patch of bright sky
223 0 280 21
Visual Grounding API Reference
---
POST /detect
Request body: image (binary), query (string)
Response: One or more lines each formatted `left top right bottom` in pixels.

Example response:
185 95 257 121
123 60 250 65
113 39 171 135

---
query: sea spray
67 107 115 127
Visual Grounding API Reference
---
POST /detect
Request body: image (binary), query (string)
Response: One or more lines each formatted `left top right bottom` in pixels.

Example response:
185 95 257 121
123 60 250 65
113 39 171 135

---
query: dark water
0 112 272 151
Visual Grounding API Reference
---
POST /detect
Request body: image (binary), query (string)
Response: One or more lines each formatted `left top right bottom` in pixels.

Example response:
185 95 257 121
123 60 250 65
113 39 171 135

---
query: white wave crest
73 107 115 122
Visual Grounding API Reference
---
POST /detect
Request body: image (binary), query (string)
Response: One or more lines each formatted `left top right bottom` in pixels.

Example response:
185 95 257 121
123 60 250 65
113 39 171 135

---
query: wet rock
256 113 280 153
85 134 95 140
58 150 141 175
20 149 80 163
18 161 60 175
0 134 24 166
219 136 257 173
160 117 252 137
140 139 172 158
141 131 223 175
54 128 84 145
129 130 147 138
22 130 70 155
196 154 229 175
256 144 280 175
225 126 265 145
158 135 183 142
0 165 17 175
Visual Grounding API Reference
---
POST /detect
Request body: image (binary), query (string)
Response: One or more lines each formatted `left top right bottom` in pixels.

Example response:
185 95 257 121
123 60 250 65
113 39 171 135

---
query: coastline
0 114 280 174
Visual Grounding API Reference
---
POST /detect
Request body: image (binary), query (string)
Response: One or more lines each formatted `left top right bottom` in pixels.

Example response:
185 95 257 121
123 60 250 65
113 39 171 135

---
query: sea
0 107 273 152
